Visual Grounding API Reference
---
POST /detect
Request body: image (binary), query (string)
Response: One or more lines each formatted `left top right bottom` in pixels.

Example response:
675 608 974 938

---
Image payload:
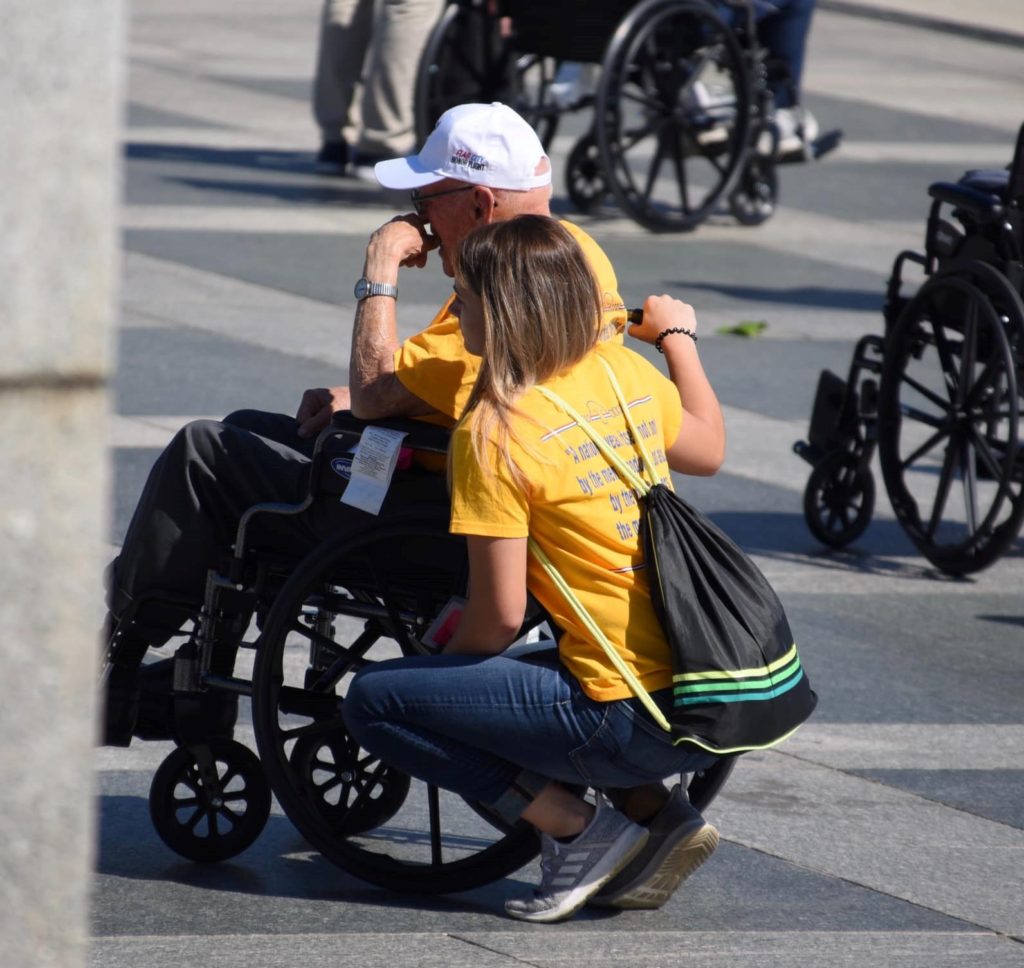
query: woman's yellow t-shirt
449 341 683 702
393 221 626 426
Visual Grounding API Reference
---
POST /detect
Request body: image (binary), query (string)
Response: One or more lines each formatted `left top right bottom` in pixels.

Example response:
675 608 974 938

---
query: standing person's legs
356 0 445 159
312 0 376 161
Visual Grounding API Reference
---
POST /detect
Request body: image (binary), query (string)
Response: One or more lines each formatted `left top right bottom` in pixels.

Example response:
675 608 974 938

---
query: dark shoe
102 665 140 747
315 140 349 175
589 783 719 910
133 658 238 742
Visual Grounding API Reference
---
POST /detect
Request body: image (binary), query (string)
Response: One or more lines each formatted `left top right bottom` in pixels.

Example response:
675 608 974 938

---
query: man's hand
368 214 439 272
295 385 351 438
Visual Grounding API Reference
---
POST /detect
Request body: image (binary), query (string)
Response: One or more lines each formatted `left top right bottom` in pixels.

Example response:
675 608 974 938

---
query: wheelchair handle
329 410 451 454
928 181 1004 224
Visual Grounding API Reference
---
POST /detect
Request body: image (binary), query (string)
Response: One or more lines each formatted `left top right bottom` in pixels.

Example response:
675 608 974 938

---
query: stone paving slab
90 931 1024 968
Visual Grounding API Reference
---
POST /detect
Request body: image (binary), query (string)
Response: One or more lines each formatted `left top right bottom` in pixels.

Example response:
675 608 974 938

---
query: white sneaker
773 106 819 160
504 797 649 923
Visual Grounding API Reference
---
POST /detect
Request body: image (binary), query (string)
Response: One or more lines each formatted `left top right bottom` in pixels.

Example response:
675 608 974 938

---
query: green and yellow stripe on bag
673 644 805 706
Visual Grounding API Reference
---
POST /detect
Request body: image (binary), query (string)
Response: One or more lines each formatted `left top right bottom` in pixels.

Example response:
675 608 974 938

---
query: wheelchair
415 0 840 232
103 412 735 893
794 121 1024 576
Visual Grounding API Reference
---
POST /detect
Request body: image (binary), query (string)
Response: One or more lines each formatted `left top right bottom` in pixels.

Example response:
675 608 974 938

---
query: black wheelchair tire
595 0 751 232
877 262 1024 574
803 450 876 549
252 523 541 895
148 738 271 863
415 2 559 149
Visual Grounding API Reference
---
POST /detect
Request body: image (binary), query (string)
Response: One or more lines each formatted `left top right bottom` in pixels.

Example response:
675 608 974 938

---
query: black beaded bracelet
655 327 698 353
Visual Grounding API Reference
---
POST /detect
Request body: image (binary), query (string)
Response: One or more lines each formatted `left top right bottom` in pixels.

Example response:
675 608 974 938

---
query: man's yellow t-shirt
393 221 626 426
448 341 683 702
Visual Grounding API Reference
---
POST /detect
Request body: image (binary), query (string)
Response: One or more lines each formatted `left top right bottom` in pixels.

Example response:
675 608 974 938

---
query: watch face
354 278 369 299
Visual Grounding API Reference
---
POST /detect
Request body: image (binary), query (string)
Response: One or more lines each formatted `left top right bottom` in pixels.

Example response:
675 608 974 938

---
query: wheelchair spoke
927 313 962 405
900 371 953 414
962 442 979 535
900 426 952 471
641 133 668 204
669 132 691 213
970 428 1011 481
926 436 961 538
957 295 980 409
898 403 946 429
618 85 666 114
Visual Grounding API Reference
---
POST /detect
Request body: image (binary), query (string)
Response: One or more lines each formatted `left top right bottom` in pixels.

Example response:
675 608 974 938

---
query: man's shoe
504 797 648 923
772 106 819 162
133 657 238 741
589 783 719 910
315 140 349 175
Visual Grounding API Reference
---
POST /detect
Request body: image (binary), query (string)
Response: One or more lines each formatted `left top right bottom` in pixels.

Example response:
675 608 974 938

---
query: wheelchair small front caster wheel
149 737 270 862
803 450 875 549
566 133 609 214
729 157 777 226
289 732 410 836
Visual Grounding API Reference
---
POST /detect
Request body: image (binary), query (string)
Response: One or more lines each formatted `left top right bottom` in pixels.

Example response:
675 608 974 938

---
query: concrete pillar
0 2 124 966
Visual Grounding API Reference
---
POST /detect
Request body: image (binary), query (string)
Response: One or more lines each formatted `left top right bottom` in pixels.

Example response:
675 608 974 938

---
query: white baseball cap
374 102 551 191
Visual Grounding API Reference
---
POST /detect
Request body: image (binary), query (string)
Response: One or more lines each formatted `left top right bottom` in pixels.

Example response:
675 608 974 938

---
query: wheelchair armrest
328 410 451 455
928 181 1004 223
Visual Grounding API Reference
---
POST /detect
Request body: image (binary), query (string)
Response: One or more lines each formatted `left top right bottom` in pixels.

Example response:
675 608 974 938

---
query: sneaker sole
588 823 719 910
506 829 650 924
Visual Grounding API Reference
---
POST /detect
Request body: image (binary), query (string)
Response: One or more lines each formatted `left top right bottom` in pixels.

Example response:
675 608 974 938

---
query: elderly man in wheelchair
101 101 735 910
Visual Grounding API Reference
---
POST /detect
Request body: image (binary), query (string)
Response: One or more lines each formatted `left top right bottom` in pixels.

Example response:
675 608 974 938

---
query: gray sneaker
505 797 649 923
589 783 719 910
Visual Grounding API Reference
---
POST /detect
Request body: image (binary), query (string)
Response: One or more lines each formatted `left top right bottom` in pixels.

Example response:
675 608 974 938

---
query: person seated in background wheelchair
102 101 628 745
343 215 726 922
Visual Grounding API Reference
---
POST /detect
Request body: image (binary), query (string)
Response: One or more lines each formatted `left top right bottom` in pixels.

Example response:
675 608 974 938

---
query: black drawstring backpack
530 358 816 754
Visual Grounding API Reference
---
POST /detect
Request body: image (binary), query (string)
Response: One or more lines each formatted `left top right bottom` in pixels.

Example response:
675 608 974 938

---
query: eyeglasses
410 185 474 218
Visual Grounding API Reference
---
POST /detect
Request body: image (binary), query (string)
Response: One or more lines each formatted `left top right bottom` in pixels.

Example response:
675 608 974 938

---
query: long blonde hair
451 215 602 482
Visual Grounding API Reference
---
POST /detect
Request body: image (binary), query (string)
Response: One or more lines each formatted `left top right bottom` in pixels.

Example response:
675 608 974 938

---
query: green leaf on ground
717 320 769 338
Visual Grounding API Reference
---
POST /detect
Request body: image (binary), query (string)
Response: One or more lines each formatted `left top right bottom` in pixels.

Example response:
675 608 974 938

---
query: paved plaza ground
93 1 1024 965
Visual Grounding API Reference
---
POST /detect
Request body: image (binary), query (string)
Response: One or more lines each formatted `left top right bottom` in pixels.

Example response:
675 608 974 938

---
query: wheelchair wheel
148 738 271 862
686 756 736 812
252 522 541 895
803 450 875 549
595 0 751 232
877 262 1024 574
566 132 610 214
728 155 777 226
415 1 559 148
288 733 410 836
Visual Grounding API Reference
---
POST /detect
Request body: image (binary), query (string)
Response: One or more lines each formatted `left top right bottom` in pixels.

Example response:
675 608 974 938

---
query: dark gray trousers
108 409 447 645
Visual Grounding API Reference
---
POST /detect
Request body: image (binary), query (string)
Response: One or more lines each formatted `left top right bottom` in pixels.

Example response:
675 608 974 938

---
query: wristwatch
354 277 398 300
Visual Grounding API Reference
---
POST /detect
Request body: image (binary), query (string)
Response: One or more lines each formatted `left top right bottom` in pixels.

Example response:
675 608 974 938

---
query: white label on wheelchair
340 426 409 515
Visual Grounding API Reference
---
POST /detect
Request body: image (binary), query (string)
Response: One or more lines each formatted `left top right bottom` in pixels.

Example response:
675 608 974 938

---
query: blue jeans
342 648 718 825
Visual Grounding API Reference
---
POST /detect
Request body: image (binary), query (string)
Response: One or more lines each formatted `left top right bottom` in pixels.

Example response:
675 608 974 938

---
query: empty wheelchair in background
105 413 735 893
416 0 839 232
795 122 1024 576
